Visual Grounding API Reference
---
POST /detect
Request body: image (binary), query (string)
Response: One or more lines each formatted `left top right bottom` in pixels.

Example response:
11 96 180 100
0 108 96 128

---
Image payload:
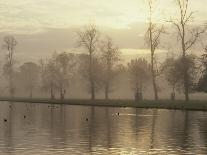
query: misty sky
0 0 206 62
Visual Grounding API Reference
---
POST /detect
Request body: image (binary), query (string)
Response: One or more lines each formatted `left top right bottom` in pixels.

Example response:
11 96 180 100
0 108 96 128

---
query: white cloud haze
0 0 206 60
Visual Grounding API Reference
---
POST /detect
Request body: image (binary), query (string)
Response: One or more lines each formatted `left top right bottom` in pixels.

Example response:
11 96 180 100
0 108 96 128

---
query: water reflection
0 102 207 154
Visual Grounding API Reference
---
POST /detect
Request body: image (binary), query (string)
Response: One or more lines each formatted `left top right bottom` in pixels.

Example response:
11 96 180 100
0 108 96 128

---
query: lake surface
0 102 207 155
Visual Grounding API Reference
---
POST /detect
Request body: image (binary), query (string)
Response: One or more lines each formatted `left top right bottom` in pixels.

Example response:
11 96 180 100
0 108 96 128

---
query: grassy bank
0 97 207 111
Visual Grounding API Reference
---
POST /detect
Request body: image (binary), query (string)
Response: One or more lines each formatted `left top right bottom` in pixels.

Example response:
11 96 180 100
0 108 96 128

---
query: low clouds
0 0 205 34
0 0 205 61
0 25 146 57
0 24 150 63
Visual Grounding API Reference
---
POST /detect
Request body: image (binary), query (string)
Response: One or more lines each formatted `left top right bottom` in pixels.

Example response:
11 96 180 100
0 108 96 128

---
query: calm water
0 102 207 155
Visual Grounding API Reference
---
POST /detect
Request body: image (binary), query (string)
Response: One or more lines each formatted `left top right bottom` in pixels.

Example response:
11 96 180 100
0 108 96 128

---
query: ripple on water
0 102 206 154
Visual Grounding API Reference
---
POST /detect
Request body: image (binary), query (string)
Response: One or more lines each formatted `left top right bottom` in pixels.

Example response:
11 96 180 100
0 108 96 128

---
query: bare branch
184 11 194 24
185 26 207 51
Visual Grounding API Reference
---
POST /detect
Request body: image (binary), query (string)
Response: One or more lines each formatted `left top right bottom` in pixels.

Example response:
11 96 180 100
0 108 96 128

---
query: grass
0 97 206 111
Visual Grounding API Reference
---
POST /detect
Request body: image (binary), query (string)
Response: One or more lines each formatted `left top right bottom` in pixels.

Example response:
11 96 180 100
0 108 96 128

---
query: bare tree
78 54 103 97
40 52 76 100
128 58 150 101
146 0 165 100
77 24 99 100
54 52 76 100
100 37 120 100
170 0 206 101
19 62 39 98
2 35 17 97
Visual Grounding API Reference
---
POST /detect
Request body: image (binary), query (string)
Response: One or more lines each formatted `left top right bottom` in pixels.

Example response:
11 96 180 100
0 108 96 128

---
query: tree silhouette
128 58 150 101
169 0 206 101
77 24 99 100
2 35 17 97
146 0 165 100
100 37 120 100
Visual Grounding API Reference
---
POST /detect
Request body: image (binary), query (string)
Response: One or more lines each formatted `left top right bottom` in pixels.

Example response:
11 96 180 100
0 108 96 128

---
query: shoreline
0 97 207 111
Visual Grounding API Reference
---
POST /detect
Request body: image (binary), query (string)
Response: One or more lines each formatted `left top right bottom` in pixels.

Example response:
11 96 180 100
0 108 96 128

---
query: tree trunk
170 87 175 101
184 67 189 101
60 86 64 100
90 80 95 100
135 81 143 101
140 80 143 101
105 66 110 100
104 63 111 100
50 87 54 99
183 52 189 102
152 74 158 101
150 49 158 101
89 51 95 100
60 90 64 100
9 74 14 98
8 51 14 98
149 21 159 101
105 83 109 100
30 88 33 98
181 23 189 102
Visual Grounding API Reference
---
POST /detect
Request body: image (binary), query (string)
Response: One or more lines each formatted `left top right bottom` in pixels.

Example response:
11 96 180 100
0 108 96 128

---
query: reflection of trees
153 110 198 154
48 105 67 150
84 107 113 153
182 112 190 150
57 105 67 150
2 103 206 154
105 107 111 150
198 112 207 152
167 111 190 152
88 106 95 153
85 107 113 154
150 109 157 150
149 110 191 153
87 107 112 153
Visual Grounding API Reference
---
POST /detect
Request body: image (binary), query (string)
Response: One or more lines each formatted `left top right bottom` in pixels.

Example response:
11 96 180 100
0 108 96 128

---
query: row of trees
1 30 207 101
146 0 207 101
1 0 207 101
1 28 122 100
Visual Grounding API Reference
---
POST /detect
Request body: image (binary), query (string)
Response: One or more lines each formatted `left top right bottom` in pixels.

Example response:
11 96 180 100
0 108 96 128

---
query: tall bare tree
170 0 206 101
146 0 164 100
100 37 120 100
2 35 17 97
77 24 99 100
